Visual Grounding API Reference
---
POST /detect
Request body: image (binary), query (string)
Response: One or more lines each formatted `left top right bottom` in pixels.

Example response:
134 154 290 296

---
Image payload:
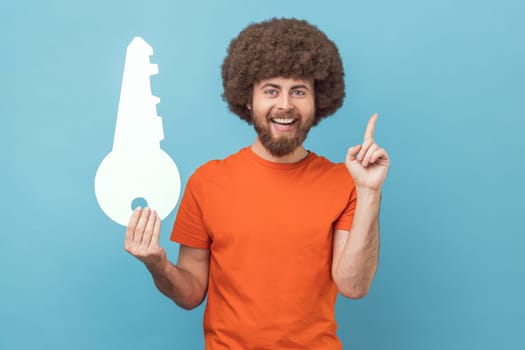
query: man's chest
199 173 348 254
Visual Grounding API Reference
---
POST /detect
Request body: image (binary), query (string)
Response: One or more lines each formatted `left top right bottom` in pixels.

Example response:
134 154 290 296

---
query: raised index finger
363 113 379 142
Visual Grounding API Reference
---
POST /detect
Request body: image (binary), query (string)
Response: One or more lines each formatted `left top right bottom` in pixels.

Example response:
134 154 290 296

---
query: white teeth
272 118 295 124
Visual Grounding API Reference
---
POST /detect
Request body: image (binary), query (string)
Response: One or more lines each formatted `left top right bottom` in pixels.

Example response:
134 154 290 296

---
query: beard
252 109 314 157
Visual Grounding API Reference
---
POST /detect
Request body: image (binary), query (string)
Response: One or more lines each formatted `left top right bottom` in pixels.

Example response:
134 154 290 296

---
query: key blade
113 36 162 152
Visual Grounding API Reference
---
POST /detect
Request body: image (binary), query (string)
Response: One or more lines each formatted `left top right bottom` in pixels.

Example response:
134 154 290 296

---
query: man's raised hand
125 207 168 273
345 113 390 192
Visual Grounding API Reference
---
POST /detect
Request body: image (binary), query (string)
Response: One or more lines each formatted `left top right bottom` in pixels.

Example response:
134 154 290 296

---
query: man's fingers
362 144 379 167
143 210 158 247
357 139 374 161
150 213 162 248
133 207 150 244
363 113 378 143
125 207 142 246
370 148 389 164
346 144 363 162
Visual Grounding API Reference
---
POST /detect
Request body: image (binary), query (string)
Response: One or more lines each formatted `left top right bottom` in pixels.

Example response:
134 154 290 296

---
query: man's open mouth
271 118 298 126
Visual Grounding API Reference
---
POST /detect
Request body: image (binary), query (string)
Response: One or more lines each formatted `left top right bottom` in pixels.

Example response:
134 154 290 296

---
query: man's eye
264 89 278 96
292 90 306 96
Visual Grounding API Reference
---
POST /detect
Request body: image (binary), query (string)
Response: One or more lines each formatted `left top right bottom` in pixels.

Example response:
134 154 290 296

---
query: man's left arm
332 113 390 299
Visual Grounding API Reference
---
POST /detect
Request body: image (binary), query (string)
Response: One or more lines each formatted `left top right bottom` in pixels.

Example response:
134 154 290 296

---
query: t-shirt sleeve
333 182 358 232
170 173 211 249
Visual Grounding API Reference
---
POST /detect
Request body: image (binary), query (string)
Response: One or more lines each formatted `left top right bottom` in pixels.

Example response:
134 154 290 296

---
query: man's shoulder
191 147 247 179
309 152 338 167
307 152 354 186
309 152 349 172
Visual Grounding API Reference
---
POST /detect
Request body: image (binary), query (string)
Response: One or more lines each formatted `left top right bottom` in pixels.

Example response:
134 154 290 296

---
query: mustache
267 109 301 120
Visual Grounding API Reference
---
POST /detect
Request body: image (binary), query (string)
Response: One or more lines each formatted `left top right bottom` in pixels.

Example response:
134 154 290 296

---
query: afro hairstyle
221 18 345 125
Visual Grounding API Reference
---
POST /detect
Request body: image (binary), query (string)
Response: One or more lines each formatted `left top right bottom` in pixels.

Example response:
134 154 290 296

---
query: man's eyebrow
259 83 310 90
291 84 310 91
260 83 281 90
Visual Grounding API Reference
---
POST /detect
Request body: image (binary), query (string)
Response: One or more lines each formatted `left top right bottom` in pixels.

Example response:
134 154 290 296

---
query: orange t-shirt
171 147 357 349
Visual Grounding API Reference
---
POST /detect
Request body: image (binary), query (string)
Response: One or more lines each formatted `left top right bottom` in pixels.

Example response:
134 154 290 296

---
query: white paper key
95 37 181 226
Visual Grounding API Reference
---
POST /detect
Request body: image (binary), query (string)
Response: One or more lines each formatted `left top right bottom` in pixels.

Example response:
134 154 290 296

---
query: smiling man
124 18 390 349
250 77 315 160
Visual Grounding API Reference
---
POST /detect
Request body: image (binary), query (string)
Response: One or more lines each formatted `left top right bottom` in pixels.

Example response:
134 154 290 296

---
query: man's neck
250 138 309 164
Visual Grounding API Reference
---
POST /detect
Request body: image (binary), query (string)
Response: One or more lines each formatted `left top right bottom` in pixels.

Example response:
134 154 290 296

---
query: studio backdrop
2 0 524 349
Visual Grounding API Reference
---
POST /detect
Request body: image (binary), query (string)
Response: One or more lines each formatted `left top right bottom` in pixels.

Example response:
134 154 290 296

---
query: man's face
250 77 315 157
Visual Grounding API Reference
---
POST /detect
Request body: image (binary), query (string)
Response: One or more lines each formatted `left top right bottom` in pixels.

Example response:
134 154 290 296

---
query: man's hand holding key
125 207 168 274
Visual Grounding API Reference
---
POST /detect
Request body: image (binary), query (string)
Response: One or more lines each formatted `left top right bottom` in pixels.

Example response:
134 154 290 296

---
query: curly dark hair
221 18 345 125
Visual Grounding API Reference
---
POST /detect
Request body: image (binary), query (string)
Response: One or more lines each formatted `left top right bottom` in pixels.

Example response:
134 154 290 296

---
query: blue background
2 0 524 349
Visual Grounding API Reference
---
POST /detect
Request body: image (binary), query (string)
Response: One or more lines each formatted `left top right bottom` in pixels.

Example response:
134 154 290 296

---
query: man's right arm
124 207 210 310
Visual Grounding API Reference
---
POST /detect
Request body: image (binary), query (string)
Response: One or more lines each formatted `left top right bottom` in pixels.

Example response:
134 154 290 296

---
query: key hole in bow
131 197 149 210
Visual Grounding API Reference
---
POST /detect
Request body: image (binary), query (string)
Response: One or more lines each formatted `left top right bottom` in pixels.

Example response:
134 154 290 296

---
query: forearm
146 260 206 310
335 188 381 298
124 208 208 309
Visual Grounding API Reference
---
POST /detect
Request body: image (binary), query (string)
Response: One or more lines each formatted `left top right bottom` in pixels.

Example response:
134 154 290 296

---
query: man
124 18 390 349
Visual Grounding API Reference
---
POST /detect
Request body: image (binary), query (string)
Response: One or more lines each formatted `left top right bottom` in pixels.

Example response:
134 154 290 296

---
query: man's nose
276 94 293 110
